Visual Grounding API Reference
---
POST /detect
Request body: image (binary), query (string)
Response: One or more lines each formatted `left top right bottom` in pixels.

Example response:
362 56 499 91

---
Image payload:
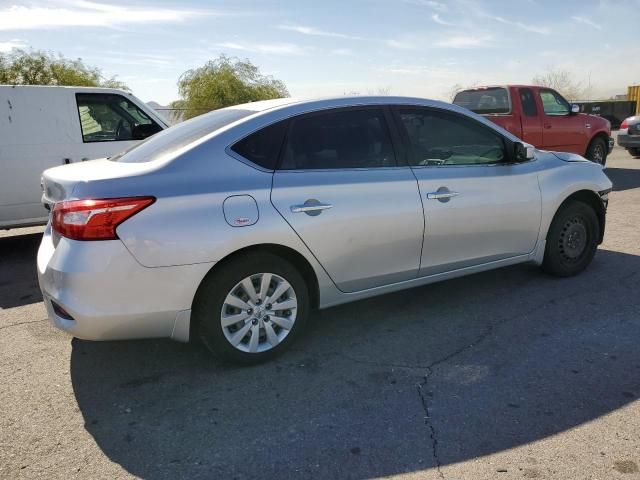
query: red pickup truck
453 85 614 165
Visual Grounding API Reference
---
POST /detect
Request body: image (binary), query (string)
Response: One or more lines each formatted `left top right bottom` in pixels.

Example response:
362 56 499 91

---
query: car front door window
397 108 506 166
540 90 570 116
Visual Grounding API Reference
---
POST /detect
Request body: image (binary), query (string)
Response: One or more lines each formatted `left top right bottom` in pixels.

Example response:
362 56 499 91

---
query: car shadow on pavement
0 233 43 309
605 167 640 192
71 248 640 479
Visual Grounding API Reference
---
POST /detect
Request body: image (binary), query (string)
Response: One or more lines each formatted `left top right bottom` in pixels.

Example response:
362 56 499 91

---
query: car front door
393 106 542 276
270 107 424 293
538 89 587 154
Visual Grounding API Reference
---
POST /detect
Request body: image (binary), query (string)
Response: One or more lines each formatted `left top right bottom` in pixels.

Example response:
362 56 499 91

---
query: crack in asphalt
338 278 614 477
0 319 46 331
417 367 445 479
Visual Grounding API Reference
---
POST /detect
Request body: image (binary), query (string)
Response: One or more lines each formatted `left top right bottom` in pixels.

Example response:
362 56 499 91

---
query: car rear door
392 106 542 276
270 106 424 293
517 87 543 147
538 89 586 154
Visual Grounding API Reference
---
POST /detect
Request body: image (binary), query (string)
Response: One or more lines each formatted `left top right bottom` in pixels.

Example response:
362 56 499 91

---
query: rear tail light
621 119 628 129
52 197 155 241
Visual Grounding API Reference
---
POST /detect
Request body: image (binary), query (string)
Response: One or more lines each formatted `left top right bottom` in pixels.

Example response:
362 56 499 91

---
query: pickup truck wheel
542 201 600 277
586 137 607 165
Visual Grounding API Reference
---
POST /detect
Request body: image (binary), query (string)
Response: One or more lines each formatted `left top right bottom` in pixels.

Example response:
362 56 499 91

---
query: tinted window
453 88 510 114
520 88 538 117
113 108 252 163
398 108 505 166
539 90 570 116
231 120 288 170
76 93 159 142
281 109 396 169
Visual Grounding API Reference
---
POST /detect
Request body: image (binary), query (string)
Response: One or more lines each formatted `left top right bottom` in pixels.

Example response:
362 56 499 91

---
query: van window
76 93 161 142
453 88 511 114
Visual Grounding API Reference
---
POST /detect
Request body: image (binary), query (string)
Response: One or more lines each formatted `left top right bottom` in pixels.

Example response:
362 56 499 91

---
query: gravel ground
1 144 640 480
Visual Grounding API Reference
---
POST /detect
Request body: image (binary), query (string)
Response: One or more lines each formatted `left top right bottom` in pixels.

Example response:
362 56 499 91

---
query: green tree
0 49 126 89
171 55 289 119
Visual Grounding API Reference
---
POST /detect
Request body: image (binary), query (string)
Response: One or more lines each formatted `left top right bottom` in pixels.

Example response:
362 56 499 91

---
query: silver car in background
618 116 640 157
38 96 612 363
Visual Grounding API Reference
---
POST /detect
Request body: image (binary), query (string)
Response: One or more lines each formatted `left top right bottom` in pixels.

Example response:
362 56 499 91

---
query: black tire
193 252 309 365
542 201 600 277
628 147 640 158
586 137 607 165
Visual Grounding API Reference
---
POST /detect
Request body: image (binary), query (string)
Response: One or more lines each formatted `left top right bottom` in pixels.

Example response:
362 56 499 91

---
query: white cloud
0 39 27 52
216 41 305 56
436 34 493 48
480 12 550 34
330 48 353 56
405 0 448 11
278 24 360 40
571 16 602 30
0 1 208 31
431 13 455 26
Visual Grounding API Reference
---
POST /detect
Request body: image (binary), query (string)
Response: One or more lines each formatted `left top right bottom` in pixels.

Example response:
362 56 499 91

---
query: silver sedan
38 96 612 363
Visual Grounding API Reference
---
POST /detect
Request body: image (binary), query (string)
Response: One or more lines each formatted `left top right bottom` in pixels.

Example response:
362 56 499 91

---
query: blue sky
1 0 639 104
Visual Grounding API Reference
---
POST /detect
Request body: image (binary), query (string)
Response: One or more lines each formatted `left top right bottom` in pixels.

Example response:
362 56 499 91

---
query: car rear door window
231 120 289 170
520 88 538 117
539 90 570 116
397 108 506 166
280 108 396 169
76 93 161 142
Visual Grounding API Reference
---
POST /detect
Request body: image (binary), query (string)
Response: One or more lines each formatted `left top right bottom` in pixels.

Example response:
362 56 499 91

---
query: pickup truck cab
453 85 613 165
0 85 169 229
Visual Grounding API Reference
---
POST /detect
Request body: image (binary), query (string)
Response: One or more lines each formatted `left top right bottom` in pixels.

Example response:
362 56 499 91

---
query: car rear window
453 87 511 114
112 108 253 163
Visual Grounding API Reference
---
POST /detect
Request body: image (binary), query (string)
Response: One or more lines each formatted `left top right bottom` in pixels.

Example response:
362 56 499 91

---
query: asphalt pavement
1 145 640 480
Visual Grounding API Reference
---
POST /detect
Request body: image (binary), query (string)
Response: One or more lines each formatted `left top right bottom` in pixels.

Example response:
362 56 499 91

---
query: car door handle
544 124 552 129
427 191 459 200
290 201 333 215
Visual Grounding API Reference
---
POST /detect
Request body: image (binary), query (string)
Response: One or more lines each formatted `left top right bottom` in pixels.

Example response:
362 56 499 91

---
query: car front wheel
193 252 309 364
542 201 600 277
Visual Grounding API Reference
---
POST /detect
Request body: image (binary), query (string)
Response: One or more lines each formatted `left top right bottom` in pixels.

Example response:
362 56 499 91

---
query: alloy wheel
220 273 297 353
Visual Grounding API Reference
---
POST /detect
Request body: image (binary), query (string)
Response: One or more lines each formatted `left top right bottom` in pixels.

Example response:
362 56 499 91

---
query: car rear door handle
290 200 333 216
427 191 459 200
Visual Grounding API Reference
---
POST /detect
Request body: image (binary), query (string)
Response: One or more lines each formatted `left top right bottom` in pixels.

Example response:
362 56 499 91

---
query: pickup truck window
76 93 161 143
539 90 570 116
520 88 538 117
452 87 510 114
397 108 505 167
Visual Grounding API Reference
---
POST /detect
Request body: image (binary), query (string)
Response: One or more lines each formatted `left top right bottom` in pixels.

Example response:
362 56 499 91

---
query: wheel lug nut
252 319 258 325
266 304 272 310
256 299 262 305
264 316 270 322
247 308 253 314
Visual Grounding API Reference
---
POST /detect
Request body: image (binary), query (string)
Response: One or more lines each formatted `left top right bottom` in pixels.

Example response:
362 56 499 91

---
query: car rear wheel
193 252 309 364
628 147 640 158
586 137 607 165
542 201 600 277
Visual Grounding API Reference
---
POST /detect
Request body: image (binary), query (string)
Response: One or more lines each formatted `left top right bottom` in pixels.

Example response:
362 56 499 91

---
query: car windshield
111 108 254 163
453 88 511 114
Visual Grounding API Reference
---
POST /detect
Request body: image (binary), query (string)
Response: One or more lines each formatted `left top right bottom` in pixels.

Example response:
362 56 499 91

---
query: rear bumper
37 226 213 342
617 133 640 148
608 136 615 153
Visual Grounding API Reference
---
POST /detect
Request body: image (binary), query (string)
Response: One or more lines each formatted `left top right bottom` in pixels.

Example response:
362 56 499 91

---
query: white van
0 85 169 229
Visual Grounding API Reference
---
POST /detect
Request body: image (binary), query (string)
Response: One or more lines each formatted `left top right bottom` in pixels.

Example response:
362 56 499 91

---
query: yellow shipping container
629 85 640 115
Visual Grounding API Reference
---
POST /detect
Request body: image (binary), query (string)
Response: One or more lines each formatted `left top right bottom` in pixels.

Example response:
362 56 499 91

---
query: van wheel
586 137 607 165
193 252 309 364
542 201 600 277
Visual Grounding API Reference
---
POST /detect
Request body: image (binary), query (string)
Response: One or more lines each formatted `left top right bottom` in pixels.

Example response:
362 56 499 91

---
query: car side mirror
514 142 535 162
571 104 580 114
131 123 162 140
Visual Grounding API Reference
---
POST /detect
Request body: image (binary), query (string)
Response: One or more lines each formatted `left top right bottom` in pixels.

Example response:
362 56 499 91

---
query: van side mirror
514 142 535 162
571 104 580 114
131 123 162 140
